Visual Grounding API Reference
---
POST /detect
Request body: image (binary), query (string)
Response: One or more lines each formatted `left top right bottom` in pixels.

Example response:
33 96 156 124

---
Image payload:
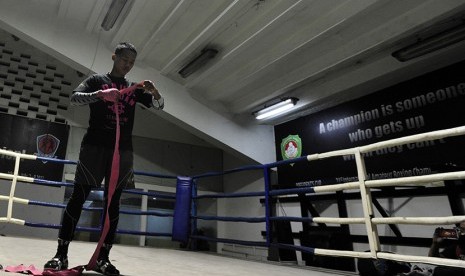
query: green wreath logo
281 135 302 163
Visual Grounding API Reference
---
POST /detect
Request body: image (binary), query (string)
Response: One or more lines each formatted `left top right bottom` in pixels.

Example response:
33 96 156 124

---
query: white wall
216 152 269 259
64 125 224 191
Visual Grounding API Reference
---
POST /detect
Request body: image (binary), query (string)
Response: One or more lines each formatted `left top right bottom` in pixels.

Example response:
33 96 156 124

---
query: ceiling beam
86 0 107 33
227 0 465 114
160 0 248 74
204 0 381 102
57 0 71 19
138 0 190 60
110 0 144 46
185 0 305 89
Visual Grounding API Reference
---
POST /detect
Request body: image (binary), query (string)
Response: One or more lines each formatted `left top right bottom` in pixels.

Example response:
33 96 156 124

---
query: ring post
7 155 22 222
191 178 198 250
172 176 193 243
263 166 272 246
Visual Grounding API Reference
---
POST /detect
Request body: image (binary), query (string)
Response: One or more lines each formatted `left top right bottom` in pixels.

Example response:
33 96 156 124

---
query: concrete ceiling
2 0 465 163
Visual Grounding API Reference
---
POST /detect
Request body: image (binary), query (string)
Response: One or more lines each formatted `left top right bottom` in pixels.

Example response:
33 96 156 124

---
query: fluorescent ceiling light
392 21 465 62
179 48 218 78
255 98 298 120
101 0 129 31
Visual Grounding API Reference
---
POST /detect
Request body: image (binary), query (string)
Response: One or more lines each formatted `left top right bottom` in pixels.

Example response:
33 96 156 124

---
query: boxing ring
1 126 465 275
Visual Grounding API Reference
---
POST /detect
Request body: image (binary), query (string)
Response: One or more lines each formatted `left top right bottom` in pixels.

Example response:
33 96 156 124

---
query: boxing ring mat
0 236 354 276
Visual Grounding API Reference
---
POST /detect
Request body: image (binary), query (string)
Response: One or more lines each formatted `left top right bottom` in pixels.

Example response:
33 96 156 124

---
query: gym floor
0 236 356 276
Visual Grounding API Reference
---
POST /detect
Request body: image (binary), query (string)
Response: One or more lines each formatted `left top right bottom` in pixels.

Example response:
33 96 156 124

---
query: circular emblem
38 135 57 154
281 135 302 161
36 134 60 162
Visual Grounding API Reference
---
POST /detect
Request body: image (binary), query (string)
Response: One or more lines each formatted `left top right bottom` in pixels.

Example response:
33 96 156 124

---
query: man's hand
142 80 161 100
98 88 120 102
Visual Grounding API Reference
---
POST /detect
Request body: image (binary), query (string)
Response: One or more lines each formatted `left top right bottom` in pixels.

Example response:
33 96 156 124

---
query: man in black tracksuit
44 42 164 276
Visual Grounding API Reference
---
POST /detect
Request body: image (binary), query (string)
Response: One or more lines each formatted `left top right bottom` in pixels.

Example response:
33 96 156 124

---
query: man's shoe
95 259 120 276
44 255 68 271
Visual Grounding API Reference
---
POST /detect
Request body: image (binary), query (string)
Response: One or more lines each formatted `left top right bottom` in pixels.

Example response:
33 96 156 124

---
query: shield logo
37 134 60 163
281 135 302 164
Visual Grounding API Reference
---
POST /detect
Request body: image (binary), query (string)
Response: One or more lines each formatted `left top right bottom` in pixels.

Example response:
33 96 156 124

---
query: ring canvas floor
0 236 356 276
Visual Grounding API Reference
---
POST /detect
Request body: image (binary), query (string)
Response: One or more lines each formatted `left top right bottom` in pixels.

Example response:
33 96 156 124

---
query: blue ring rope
193 215 266 223
24 222 172 237
28 200 174 216
34 179 75 187
32 180 176 200
123 189 176 199
119 210 173 217
269 186 315 196
12 153 325 257
194 191 265 199
35 156 77 164
192 164 265 179
28 200 100 211
190 235 267 248
271 243 316 255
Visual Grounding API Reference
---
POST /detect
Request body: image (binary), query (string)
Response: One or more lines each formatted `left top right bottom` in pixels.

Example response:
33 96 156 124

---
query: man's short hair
115 42 137 56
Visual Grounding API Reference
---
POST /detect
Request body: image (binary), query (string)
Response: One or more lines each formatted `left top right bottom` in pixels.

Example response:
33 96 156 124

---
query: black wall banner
275 60 465 188
0 113 69 182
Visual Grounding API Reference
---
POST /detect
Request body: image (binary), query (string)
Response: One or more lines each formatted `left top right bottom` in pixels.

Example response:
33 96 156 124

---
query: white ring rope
0 217 25 225
0 172 35 182
372 216 465 225
377 252 465 267
314 248 373 259
366 171 465 187
0 150 36 223
1 126 465 269
302 126 465 267
313 181 360 192
306 126 465 160
0 148 37 160
312 217 366 224
0 195 29 205
359 126 465 154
